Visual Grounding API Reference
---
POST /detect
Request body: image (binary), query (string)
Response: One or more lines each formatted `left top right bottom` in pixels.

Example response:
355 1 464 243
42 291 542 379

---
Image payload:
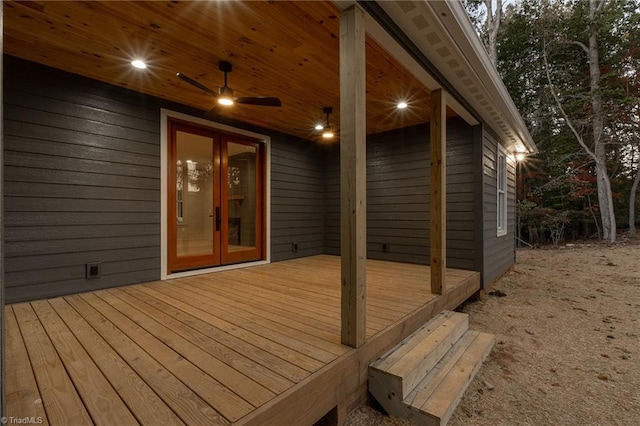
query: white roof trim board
334 0 538 154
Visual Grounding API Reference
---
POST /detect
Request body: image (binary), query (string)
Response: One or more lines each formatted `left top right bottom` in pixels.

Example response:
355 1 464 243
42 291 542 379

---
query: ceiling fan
177 61 282 107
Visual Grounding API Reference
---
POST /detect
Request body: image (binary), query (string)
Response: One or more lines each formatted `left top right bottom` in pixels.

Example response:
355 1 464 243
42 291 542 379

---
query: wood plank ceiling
4 0 456 142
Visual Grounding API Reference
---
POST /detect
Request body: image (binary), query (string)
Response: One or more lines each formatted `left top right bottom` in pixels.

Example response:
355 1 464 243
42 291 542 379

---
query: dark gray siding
482 129 516 285
4 57 324 302
325 119 478 270
4 57 487 302
1 28 4 417
270 136 325 261
4 57 162 303
324 147 340 256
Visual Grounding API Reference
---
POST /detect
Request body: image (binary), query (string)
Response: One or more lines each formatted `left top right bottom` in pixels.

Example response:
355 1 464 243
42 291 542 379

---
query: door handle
215 206 221 231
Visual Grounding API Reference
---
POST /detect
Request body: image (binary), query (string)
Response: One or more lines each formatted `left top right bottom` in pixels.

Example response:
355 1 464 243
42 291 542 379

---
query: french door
167 118 265 273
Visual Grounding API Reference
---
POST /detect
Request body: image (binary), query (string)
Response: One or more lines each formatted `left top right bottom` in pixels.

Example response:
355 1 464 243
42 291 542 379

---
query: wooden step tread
371 311 467 372
370 310 469 397
405 330 494 425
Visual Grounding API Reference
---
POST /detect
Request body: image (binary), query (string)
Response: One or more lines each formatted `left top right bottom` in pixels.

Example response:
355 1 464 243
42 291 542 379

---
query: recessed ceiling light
131 60 147 69
515 152 526 162
397 101 408 109
315 124 324 131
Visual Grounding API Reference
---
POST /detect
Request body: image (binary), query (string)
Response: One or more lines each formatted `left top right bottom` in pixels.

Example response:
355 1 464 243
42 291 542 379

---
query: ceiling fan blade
235 96 282 107
176 73 218 97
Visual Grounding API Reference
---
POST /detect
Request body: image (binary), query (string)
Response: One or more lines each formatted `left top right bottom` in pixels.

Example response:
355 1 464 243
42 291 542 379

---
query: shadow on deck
5 255 480 425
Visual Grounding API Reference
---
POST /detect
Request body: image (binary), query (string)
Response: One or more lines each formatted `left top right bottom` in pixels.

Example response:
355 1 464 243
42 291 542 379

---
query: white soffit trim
364 12 479 126
334 0 478 126
379 1 537 154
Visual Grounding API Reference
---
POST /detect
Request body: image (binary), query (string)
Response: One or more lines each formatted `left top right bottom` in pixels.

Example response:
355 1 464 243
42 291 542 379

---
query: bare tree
463 0 503 67
630 132 640 237
626 73 640 237
544 0 617 242
630 161 640 237
485 0 503 66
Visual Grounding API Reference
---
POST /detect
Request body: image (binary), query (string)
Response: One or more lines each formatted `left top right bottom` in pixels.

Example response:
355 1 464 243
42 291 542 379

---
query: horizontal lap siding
325 120 477 270
366 126 430 265
5 58 328 301
5 57 487 301
4 57 162 303
482 130 516 286
270 137 325 261
324 147 340 256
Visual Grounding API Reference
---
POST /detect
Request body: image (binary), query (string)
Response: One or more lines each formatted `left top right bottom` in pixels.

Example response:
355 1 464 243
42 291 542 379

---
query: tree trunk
630 163 640 237
588 0 616 242
484 0 503 66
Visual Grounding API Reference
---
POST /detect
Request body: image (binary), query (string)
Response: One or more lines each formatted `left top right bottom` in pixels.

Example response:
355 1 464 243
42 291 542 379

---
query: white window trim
160 109 272 280
496 146 507 237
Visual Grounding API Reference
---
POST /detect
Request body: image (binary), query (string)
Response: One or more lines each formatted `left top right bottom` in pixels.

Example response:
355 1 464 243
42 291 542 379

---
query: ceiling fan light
397 101 408 109
321 107 334 139
218 85 234 106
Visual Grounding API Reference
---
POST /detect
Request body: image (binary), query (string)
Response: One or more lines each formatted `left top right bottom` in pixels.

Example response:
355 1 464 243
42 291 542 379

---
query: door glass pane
227 142 257 252
176 131 214 257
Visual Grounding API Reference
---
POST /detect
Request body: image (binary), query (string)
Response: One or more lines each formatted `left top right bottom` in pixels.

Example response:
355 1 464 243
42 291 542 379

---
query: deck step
368 311 494 426
370 311 469 399
405 331 495 425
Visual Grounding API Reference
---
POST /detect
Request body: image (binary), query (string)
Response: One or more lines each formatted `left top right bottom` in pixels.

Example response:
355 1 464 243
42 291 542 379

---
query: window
497 148 507 236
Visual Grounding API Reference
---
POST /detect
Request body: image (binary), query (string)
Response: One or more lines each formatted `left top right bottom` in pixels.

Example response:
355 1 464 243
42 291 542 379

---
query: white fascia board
333 0 479 126
378 0 537 154
364 12 479 126
432 1 537 153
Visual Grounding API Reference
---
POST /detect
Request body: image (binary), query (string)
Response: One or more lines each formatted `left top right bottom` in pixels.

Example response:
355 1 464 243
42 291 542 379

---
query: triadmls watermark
0 417 44 425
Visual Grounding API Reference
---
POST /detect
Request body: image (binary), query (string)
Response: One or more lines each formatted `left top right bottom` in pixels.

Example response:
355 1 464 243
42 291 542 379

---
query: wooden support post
339 5 367 348
430 89 447 295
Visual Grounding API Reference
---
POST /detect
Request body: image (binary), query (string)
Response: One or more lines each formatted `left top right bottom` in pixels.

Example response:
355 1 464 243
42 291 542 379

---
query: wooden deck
5 255 480 425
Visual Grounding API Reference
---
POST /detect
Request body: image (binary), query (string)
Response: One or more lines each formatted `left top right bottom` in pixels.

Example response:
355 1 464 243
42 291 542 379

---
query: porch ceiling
3 0 458 141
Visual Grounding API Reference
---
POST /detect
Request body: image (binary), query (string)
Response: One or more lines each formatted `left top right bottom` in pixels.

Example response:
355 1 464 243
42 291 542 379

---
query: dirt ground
346 239 640 426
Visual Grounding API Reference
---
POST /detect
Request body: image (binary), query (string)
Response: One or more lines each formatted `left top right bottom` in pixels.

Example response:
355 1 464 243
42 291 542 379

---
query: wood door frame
160 109 271 280
167 118 222 272
221 135 266 265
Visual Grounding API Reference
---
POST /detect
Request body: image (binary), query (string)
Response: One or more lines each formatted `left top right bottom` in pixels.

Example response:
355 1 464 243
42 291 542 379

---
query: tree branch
542 41 599 162
595 0 607 14
570 40 589 55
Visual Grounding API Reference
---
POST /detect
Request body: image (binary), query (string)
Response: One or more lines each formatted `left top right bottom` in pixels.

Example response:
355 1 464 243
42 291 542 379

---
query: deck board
80 291 253 422
117 287 294 393
123 285 309 383
99 289 276 408
12 302 93 425
136 284 323 374
65 294 226 425
47 297 186 425
176 278 348 359
4 306 49 425
149 281 332 369
184 279 346 346
30 300 139 426
5 255 480 425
